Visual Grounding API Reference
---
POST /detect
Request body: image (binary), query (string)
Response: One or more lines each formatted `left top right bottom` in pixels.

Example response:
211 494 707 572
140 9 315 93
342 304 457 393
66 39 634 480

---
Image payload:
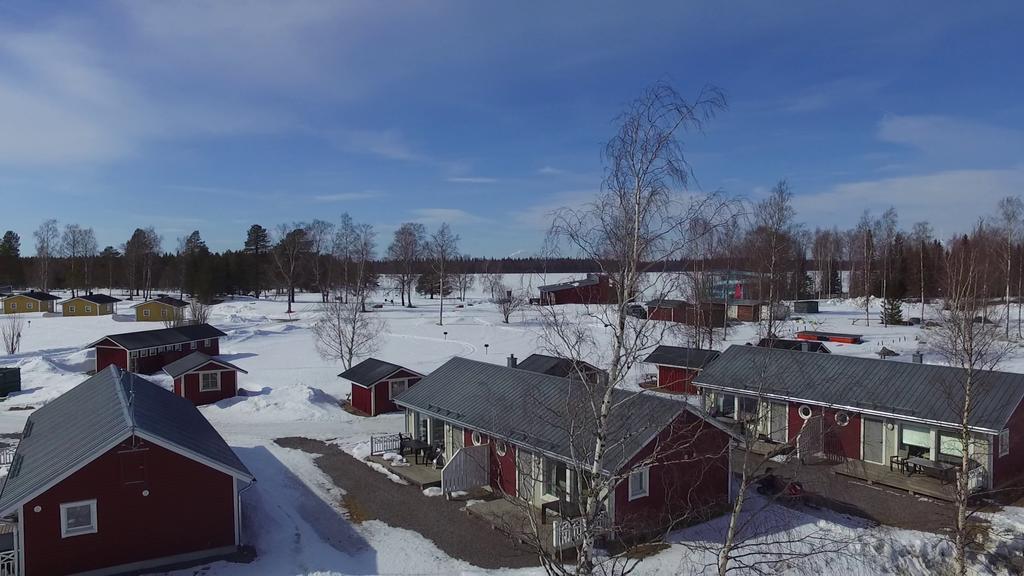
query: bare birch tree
428 223 459 326
33 219 59 292
387 222 427 307
305 219 336 303
995 196 1022 339
495 286 526 323
272 223 310 314
0 314 24 355
312 299 386 370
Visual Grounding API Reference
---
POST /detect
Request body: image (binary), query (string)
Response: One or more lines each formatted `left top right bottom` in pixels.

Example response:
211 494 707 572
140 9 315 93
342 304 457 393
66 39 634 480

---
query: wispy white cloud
312 191 386 202
538 166 565 175
783 77 887 113
877 114 1024 166
511 190 599 230
409 208 489 226
446 176 498 184
329 129 422 162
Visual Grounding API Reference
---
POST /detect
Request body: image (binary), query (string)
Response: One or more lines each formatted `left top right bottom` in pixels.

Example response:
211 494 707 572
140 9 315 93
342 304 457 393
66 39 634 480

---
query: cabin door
862 417 884 464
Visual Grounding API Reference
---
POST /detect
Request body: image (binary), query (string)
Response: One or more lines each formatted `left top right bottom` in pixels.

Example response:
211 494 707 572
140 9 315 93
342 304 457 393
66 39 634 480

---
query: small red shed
795 330 863 345
642 345 720 394
339 358 422 416
537 273 614 305
0 366 254 576
163 352 247 406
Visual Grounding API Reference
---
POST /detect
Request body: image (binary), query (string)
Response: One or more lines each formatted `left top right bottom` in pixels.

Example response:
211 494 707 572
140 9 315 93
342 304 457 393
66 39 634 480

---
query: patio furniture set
890 449 957 484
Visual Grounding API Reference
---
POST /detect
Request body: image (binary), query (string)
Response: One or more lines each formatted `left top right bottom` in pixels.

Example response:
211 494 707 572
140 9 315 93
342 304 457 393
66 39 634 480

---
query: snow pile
422 487 443 497
206 384 346 422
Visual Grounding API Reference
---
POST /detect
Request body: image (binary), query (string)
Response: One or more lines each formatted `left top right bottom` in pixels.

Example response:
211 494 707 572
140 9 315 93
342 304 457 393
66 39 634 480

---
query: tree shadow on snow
232 445 379 574
217 352 259 362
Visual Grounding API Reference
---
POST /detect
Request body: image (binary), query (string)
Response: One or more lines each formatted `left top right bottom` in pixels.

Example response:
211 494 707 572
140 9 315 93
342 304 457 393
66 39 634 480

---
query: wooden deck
465 498 562 555
832 459 955 502
367 455 441 488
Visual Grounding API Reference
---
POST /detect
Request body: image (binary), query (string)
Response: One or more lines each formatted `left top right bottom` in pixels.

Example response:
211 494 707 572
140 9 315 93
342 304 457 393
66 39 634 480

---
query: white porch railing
369 434 403 456
967 465 987 494
0 444 17 467
552 512 610 550
441 445 489 494
0 550 15 576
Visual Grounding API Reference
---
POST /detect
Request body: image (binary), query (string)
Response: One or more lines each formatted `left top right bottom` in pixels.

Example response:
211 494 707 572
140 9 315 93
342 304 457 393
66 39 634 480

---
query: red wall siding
22 438 236 576
461 429 517 496
657 366 698 394
786 403 861 460
993 400 1024 488
648 307 677 322
544 277 612 305
735 305 760 322
95 346 127 372
613 410 730 535
176 368 238 406
350 385 373 415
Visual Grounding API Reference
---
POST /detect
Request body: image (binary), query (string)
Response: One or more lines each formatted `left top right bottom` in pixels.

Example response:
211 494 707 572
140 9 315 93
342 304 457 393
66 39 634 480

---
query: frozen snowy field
1 278 1022 575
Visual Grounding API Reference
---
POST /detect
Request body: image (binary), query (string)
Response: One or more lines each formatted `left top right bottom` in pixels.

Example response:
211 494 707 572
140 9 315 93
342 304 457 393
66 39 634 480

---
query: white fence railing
441 445 489 494
369 434 402 456
552 512 610 550
967 465 987 494
0 444 17 467
0 549 15 576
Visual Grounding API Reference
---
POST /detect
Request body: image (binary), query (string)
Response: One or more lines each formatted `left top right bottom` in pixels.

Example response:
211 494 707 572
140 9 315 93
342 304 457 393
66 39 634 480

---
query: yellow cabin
2 291 60 314
59 294 122 316
132 296 189 322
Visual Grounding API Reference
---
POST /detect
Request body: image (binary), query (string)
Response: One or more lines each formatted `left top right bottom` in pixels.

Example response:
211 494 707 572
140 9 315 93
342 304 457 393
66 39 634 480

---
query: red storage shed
642 345 720 394
163 352 247 406
339 358 422 416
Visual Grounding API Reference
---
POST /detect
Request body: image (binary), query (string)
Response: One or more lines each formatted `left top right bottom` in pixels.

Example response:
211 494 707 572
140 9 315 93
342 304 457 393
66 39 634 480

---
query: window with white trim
68 305 76 313
389 379 410 399
999 428 1010 458
835 411 850 427
27 302 34 310
204 339 212 347
143 309 150 317
140 348 149 357
161 309 168 319
200 372 221 392
85 306 92 313
9 303 15 311
495 440 508 457
471 431 483 446
191 341 198 350
129 350 138 358
60 499 97 538
628 467 650 501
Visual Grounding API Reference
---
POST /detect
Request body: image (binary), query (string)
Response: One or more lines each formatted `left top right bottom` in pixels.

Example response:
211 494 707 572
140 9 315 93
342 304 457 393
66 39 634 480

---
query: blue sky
1 2 1023 256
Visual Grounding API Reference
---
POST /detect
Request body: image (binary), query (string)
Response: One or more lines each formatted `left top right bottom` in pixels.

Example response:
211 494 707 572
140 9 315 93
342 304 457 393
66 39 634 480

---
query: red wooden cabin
88 324 227 375
339 358 422 416
536 274 614 305
163 352 247 406
647 299 727 328
642 345 720 394
0 366 254 576
795 330 863 345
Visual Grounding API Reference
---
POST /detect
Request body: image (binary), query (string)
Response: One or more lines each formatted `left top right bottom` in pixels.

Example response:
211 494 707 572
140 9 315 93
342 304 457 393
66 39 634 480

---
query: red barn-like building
163 352 247 406
642 345 720 394
537 274 614 305
88 323 227 375
339 358 422 416
0 366 254 576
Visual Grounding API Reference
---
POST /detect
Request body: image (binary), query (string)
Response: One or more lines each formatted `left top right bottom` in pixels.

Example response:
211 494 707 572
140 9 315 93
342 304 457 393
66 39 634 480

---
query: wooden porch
465 498 563 556
366 455 441 489
832 459 956 502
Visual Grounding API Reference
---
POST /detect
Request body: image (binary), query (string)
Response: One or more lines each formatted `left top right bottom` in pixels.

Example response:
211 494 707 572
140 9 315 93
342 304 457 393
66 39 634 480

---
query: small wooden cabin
87 324 227 375
131 295 188 322
2 291 59 314
642 345 720 394
339 358 422 416
536 274 614 305
0 366 254 576
163 352 247 406
59 293 122 316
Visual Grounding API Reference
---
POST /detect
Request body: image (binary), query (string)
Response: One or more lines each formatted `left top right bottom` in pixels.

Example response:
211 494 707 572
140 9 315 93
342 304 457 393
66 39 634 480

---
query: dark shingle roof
87 323 226 351
394 357 704 473
60 294 122 305
162 352 248 378
131 295 189 309
694 345 1024 432
643 345 720 369
538 274 602 293
646 299 690 308
756 338 831 353
338 358 415 388
0 366 252 515
516 354 600 378
14 290 60 302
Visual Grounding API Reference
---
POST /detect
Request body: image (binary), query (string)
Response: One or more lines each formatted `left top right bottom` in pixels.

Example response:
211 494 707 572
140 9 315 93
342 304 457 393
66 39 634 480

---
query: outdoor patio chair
889 448 909 473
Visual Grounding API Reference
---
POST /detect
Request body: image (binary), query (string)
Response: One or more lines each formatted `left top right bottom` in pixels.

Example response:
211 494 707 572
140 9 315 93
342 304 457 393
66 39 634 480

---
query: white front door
862 418 885 464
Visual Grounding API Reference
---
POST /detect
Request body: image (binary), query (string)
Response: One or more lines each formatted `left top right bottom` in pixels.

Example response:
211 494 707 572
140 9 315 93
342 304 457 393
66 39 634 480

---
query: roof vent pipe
507 354 517 368
912 351 923 364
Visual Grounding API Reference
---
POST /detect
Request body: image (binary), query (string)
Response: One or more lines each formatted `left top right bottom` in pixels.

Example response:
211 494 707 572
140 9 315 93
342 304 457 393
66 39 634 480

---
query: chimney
912 351 923 364
801 341 809 352
507 354 517 368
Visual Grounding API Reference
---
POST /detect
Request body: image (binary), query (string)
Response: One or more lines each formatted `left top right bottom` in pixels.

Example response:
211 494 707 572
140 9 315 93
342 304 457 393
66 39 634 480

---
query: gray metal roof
516 354 600 378
694 345 1024 432
538 274 602 293
756 338 831 353
162 352 247 378
130 295 189 309
0 366 252 515
643 346 720 369
337 358 415 388
394 357 699 473
60 294 121 305
13 290 60 302
87 323 227 350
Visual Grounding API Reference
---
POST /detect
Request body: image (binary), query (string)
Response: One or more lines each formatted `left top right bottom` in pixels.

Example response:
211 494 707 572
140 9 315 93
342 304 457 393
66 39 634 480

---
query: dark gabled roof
131 295 188 309
60 294 122 305
694 345 1024 432
516 354 600 378
646 299 690 308
643 346 720 370
756 338 831 353
538 274 603 293
0 366 252 515
12 290 60 302
338 358 417 388
394 357 714 473
162 352 248 378
86 323 227 351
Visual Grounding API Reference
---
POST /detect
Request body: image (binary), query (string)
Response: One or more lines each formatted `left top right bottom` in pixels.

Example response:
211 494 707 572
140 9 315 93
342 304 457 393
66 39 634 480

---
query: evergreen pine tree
880 297 904 326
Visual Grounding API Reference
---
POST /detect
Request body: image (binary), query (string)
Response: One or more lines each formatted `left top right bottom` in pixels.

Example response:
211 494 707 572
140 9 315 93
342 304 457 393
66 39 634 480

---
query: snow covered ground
1 278 1022 575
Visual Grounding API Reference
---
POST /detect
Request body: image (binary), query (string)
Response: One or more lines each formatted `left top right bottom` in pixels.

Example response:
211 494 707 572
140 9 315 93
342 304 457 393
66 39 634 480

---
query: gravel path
274 437 540 570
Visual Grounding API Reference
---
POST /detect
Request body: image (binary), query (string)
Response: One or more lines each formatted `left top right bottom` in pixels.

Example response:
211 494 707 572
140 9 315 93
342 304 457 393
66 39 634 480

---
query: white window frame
495 440 508 457
835 411 850 427
200 372 221 392
471 431 483 446
191 341 198 350
204 339 212 347
85 305 92 313
9 303 15 311
389 378 411 400
999 428 1010 458
161 309 169 319
68 305 76 313
129 350 138 359
140 348 149 358
26 302 34 310
628 467 650 501
143 309 150 318
60 499 98 538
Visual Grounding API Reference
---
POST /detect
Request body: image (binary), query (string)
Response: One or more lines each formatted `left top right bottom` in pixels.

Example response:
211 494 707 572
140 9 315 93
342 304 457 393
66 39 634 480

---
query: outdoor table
905 456 956 484
403 438 429 464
